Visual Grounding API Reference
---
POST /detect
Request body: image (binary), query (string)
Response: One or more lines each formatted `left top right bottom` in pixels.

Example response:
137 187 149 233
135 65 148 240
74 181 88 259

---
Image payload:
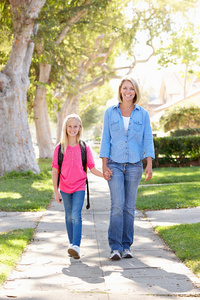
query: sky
108 54 163 106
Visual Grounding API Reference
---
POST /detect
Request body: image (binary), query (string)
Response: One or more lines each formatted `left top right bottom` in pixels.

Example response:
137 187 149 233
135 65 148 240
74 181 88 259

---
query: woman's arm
52 167 62 203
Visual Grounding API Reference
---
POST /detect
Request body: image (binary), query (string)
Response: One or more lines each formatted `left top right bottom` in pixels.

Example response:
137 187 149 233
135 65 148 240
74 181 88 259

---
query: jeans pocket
133 160 143 167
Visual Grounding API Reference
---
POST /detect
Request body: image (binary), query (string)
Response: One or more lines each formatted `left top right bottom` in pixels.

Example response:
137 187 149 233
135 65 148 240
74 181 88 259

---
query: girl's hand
55 190 62 203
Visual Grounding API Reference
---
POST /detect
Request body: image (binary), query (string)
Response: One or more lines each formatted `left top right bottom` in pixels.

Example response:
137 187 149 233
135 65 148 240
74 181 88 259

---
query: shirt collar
114 103 140 110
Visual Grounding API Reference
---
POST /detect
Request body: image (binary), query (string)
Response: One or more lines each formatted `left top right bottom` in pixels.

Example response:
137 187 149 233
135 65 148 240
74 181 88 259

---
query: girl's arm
52 167 62 203
90 166 103 178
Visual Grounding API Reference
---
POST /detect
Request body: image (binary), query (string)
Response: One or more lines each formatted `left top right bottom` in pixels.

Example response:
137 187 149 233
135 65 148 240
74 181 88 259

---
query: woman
100 77 155 260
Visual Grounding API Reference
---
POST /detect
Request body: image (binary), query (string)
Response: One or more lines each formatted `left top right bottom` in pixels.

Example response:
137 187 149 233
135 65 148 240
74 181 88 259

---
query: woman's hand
145 157 153 181
102 157 112 180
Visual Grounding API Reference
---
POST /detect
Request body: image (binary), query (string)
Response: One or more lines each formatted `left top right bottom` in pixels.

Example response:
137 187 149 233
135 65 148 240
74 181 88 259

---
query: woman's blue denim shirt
100 104 155 163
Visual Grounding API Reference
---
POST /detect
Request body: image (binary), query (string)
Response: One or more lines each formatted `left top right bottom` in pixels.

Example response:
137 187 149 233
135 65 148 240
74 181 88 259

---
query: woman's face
120 80 135 102
66 119 80 137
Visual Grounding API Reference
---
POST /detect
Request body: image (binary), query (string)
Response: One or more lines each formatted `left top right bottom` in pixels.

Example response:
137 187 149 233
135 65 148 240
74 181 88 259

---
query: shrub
170 128 200 136
153 136 200 167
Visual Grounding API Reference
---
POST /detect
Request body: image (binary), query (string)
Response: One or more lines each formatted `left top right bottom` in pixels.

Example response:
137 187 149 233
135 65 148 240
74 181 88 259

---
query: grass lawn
156 223 200 278
137 166 200 210
0 228 34 287
0 159 53 212
137 182 200 210
140 166 200 185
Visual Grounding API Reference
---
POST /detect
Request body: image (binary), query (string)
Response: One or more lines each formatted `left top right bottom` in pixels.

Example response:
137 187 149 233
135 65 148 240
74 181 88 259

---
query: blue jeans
107 160 143 253
60 190 85 247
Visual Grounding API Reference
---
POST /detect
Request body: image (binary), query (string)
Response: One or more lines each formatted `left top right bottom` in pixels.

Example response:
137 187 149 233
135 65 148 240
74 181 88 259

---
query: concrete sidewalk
0 174 200 299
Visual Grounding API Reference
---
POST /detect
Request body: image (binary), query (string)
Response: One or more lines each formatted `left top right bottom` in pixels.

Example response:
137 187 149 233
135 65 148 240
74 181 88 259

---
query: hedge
153 136 200 167
170 128 200 137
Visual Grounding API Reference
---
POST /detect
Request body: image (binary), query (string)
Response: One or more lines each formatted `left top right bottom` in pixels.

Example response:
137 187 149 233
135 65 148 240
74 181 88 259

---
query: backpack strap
57 143 63 187
79 140 90 209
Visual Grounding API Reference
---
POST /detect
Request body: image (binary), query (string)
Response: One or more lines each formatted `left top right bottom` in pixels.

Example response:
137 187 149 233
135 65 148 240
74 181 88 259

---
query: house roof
161 71 183 96
154 90 200 113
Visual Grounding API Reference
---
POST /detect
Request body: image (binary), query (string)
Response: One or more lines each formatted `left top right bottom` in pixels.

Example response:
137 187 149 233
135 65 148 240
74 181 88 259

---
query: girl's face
120 80 135 102
66 118 81 137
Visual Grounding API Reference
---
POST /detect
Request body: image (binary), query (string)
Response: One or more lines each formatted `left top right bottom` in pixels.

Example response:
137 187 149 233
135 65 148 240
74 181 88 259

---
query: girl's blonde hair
118 77 141 104
60 114 83 153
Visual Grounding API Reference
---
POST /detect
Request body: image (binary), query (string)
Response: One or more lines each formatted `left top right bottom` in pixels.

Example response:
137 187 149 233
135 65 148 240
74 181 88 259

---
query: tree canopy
160 106 200 132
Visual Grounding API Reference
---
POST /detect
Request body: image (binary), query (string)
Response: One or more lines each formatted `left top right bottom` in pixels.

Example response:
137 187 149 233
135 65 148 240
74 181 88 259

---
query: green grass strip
140 166 200 185
0 228 34 286
0 159 53 212
137 182 200 210
156 223 200 278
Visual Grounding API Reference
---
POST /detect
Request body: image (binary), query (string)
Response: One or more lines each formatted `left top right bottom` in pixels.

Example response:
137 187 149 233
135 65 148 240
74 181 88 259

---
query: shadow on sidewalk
62 261 104 284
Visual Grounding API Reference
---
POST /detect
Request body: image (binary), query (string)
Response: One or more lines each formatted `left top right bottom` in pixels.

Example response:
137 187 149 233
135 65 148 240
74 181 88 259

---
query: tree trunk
0 0 46 176
34 63 53 158
33 7 88 154
56 94 79 143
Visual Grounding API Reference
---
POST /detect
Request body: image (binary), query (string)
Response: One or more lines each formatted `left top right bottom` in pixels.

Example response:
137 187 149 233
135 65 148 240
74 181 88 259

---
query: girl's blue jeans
60 190 85 247
107 160 143 253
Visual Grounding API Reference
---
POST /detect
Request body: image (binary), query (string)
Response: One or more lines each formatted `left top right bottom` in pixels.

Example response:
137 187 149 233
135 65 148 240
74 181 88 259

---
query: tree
32 0 112 158
32 0 173 151
0 0 46 176
160 106 200 132
156 2 200 99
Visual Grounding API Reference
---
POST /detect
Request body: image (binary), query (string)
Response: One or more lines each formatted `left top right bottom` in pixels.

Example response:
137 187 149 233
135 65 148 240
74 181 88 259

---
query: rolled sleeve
100 109 111 158
143 112 155 159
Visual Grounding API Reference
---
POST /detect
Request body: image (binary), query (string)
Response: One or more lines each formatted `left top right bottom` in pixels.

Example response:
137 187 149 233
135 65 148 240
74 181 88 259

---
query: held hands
103 167 113 181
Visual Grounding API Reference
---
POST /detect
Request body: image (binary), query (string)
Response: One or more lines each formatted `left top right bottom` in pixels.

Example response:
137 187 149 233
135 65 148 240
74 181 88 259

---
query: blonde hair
60 114 83 153
118 77 141 104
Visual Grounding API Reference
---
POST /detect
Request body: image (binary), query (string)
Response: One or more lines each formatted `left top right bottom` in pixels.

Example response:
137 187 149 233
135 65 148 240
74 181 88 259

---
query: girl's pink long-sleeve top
52 143 95 193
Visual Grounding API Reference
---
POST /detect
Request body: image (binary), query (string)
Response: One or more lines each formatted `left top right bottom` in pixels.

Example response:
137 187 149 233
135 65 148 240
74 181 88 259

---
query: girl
52 114 103 259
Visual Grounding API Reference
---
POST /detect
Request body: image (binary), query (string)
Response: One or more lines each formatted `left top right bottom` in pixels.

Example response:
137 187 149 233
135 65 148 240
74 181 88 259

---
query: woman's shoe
122 249 133 258
110 250 121 260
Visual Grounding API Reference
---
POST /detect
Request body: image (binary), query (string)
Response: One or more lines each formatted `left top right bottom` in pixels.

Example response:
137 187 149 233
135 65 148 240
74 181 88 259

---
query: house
149 71 200 122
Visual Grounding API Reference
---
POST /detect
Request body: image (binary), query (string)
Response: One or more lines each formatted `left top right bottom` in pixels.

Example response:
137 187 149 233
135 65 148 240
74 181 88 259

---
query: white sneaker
68 245 80 259
122 249 133 258
110 250 121 260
